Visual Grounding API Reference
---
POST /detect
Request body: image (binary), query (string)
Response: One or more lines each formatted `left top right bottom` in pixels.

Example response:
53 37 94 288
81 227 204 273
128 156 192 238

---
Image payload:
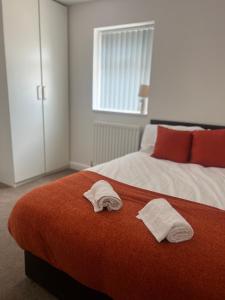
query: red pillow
152 126 193 163
191 129 225 168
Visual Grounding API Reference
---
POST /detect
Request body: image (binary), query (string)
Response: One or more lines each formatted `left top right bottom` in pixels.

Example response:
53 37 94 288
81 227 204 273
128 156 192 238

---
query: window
93 22 154 115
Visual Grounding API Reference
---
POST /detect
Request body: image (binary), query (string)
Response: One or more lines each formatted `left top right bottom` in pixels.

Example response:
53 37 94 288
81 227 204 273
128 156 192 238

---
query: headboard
150 119 225 130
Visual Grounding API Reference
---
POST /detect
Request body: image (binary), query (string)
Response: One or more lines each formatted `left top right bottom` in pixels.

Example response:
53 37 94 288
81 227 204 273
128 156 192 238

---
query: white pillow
140 124 204 153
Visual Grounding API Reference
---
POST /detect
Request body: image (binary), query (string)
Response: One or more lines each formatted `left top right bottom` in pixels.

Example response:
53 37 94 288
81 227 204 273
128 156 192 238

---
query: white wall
0 1 14 185
69 0 225 167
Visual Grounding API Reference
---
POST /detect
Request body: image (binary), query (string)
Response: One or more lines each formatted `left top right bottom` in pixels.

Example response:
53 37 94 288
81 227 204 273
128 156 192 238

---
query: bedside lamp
138 84 150 114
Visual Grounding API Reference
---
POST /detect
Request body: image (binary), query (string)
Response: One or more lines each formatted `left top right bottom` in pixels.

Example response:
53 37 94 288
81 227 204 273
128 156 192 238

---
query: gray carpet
0 170 75 300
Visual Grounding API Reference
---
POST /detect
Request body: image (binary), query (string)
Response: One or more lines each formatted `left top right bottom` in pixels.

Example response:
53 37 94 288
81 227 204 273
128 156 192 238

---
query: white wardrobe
0 0 69 186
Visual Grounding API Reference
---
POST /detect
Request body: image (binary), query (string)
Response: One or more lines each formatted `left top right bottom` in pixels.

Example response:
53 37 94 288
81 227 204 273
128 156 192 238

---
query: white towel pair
137 198 194 243
84 180 123 212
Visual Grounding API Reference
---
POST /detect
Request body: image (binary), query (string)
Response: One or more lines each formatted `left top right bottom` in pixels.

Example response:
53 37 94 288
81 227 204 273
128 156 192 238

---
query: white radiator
93 121 141 165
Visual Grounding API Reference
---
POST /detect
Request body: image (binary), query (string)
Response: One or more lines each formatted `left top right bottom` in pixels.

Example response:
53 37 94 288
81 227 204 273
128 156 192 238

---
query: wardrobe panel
2 0 45 183
0 0 14 186
40 0 69 172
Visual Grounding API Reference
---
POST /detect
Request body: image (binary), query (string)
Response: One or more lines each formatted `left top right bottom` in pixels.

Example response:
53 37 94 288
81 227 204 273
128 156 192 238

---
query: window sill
92 108 148 116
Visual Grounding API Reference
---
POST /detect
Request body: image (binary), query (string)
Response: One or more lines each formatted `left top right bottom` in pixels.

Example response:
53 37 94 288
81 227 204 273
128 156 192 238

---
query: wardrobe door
2 0 45 183
39 0 69 172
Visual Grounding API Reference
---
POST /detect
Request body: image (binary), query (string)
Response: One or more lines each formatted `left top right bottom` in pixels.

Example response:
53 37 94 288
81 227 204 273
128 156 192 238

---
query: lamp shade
138 84 150 98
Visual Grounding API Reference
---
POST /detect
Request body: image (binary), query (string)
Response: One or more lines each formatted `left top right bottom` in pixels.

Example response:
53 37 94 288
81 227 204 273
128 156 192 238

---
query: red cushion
191 129 225 168
152 126 193 163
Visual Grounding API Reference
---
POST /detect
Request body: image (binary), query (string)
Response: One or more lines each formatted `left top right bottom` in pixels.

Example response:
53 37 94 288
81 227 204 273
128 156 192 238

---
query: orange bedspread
8 171 225 300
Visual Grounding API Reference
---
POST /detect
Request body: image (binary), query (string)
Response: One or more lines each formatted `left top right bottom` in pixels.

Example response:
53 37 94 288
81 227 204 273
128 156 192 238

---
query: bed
8 120 225 300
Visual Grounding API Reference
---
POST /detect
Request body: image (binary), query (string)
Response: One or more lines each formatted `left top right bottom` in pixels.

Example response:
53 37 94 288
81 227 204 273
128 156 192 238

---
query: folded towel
137 198 194 243
84 180 123 212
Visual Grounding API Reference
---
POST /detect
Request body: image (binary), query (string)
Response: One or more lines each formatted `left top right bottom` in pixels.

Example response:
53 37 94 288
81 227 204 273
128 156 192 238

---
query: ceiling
58 0 94 5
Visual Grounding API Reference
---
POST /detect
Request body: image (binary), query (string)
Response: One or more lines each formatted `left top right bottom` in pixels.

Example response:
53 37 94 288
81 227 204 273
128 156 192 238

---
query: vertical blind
93 23 154 114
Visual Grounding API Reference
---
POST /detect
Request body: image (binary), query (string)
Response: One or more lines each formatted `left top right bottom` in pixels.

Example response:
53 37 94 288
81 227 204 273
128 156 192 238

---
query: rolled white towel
84 180 123 212
137 198 194 243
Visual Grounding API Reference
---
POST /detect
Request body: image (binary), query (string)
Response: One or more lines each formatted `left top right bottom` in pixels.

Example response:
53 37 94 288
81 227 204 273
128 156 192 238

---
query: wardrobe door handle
42 86 46 100
37 85 42 100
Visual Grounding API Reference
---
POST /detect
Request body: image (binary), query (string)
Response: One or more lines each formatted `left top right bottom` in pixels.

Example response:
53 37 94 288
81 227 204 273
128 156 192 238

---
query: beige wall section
69 0 225 167
0 1 14 185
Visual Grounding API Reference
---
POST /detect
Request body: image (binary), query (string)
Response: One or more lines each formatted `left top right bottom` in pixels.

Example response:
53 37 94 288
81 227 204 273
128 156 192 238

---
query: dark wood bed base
151 119 225 130
25 251 111 299
24 119 225 299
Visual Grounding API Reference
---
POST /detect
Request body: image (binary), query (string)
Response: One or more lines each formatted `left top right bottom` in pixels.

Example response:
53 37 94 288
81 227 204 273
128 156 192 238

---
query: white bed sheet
89 152 225 210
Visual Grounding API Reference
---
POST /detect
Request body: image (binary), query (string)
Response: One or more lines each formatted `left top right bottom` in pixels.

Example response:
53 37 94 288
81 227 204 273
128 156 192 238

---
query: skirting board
70 161 90 171
1 165 71 188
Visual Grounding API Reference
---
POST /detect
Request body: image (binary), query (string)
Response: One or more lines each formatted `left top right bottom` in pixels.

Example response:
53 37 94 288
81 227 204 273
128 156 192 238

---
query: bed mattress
8 171 225 300
90 151 225 210
8 150 225 299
